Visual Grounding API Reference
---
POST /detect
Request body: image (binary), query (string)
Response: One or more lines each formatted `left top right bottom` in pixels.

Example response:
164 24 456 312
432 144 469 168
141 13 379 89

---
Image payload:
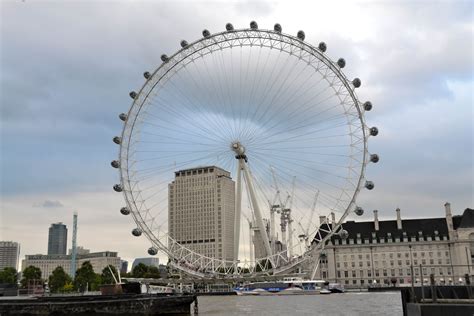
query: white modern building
0 241 20 271
311 203 474 287
168 166 236 262
22 251 121 279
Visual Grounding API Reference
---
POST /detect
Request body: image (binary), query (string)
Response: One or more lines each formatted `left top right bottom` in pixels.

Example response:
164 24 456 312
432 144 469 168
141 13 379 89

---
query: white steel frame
117 27 369 278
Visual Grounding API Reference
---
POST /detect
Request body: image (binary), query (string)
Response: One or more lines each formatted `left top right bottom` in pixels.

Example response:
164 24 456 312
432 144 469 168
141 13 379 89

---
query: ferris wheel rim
116 25 370 277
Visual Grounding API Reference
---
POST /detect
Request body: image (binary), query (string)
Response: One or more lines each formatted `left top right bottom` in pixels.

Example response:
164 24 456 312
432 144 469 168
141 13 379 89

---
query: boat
328 283 345 293
234 278 328 296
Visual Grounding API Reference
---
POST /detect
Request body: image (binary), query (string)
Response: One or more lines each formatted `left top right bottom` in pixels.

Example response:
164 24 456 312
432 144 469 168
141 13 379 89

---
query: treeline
0 261 163 293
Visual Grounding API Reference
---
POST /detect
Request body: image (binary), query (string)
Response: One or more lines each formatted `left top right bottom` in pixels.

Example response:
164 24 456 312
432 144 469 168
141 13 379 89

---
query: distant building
309 204 474 287
132 257 159 270
22 251 120 279
0 241 20 270
68 246 90 255
120 260 128 274
158 264 168 278
168 166 235 262
48 223 68 255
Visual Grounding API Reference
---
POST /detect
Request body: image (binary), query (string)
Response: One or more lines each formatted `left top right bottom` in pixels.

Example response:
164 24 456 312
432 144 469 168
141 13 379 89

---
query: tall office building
0 241 20 270
48 223 68 255
168 166 235 262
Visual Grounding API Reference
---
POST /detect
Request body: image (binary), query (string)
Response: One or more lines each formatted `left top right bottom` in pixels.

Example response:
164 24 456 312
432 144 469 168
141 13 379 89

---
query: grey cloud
33 200 64 208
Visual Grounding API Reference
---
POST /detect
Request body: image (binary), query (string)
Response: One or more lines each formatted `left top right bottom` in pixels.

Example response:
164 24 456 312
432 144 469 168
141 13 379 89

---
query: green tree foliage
144 266 160 279
62 281 74 293
131 263 160 279
20 266 42 288
131 263 148 278
0 267 18 284
74 261 100 291
48 266 72 293
100 265 119 285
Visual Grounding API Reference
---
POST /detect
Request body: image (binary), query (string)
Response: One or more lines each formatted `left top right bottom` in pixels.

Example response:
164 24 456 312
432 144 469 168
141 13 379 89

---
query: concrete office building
48 223 68 255
311 203 474 287
168 166 235 262
0 241 20 270
22 251 121 279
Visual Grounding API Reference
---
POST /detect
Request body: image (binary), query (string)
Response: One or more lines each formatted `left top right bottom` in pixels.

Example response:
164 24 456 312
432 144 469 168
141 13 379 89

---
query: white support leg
233 161 243 263
242 163 273 258
270 208 275 255
287 214 293 260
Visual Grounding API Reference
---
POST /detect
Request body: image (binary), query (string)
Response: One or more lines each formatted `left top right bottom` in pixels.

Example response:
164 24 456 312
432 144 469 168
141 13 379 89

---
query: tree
131 263 149 278
100 265 119 285
20 266 42 288
48 266 72 293
144 266 160 279
74 261 100 291
0 267 18 284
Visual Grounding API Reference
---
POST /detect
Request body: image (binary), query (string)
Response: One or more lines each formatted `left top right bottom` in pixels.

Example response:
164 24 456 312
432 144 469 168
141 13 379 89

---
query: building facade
312 203 474 287
22 251 121 279
131 257 159 270
168 166 235 262
48 223 68 255
0 241 20 270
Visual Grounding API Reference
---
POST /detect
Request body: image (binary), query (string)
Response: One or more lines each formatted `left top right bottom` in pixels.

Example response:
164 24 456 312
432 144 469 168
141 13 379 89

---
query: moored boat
235 278 327 296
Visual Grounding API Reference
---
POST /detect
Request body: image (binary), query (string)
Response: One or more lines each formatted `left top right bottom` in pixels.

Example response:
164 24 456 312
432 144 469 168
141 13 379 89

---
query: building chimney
319 215 326 225
331 212 336 224
373 210 379 231
396 208 402 230
445 202 454 240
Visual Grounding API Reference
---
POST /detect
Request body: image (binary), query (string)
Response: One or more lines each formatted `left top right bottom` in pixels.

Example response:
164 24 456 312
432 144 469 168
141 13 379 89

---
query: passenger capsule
370 127 379 136
337 58 346 68
370 154 379 163
363 101 372 111
352 78 361 88
225 23 234 31
120 207 130 215
111 160 120 168
319 251 327 259
352 78 362 88
132 228 142 237
354 207 364 216
202 29 211 38
113 136 121 145
119 113 127 121
250 21 258 29
148 247 158 256
339 229 349 240
297 30 305 41
318 42 327 52
161 54 169 62
113 184 123 192
129 91 137 99
365 181 375 190
274 23 282 33
143 72 151 79
180 40 188 48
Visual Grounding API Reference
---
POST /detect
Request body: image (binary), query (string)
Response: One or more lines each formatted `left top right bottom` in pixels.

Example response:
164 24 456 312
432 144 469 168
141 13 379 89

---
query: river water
195 292 403 316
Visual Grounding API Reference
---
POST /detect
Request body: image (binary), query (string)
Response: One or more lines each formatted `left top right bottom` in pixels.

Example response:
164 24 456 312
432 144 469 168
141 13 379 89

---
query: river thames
195 292 402 315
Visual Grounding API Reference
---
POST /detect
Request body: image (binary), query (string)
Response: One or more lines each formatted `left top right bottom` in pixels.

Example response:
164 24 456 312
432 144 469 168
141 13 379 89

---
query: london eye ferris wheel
111 21 379 278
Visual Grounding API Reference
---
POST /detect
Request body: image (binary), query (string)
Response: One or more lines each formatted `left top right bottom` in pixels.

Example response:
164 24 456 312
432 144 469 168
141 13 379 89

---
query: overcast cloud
0 0 472 266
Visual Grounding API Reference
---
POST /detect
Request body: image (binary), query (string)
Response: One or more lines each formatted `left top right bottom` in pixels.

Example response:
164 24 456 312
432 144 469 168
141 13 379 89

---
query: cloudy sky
1 0 472 268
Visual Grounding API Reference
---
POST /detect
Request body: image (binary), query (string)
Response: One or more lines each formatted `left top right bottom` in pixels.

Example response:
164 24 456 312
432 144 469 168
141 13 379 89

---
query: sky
0 0 473 268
